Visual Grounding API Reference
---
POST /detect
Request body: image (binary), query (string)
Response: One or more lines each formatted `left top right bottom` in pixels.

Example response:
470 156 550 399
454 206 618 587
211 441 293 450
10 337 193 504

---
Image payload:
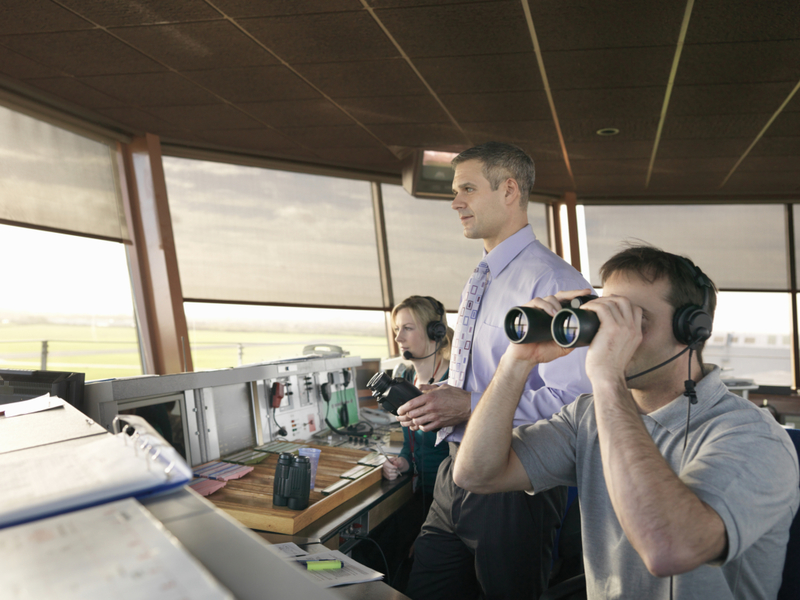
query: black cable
346 534 391 586
672 347 698 599
625 345 692 382
324 391 374 438
682 348 697 452
271 407 287 437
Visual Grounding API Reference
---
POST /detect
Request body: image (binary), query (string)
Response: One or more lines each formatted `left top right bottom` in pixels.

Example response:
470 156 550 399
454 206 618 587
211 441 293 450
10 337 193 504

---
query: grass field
0 324 389 381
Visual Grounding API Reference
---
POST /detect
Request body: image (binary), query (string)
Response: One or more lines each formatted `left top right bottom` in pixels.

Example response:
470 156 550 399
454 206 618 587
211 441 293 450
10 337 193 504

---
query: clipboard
0 415 192 529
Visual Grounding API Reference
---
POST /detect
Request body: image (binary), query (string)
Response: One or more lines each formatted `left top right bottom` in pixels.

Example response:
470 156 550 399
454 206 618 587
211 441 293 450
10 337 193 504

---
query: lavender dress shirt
445 225 594 442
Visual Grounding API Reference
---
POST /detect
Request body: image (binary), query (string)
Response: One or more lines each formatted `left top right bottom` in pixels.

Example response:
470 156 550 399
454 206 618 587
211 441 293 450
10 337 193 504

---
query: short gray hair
452 141 535 207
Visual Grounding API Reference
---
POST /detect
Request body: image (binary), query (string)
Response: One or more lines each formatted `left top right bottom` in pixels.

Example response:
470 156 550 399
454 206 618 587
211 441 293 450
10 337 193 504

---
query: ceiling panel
560 118 659 143
529 0 687 51
25 76 127 108
647 171 724 192
368 0 495 7
554 87 665 120
0 30 164 77
95 106 182 134
212 0 362 18
566 140 653 161
723 170 800 192
572 159 649 176
656 138 752 158
441 90 551 122
544 47 676 90
366 122 467 147
242 11 398 64
79 71 220 106
652 157 736 174
0 0 796 199
766 111 800 137
668 82 799 116
56 0 223 26
462 120 560 152
660 114 771 140
337 95 451 124
374 1 531 58
195 128 308 154
0 0 93 34
294 60 427 97
186 66 321 102
239 99 354 127
677 40 800 85
414 53 543 95
149 104 265 130
111 21 278 71
686 0 800 44
0 46 62 79
276 124 384 148
749 137 800 157
736 156 800 172
313 145 400 166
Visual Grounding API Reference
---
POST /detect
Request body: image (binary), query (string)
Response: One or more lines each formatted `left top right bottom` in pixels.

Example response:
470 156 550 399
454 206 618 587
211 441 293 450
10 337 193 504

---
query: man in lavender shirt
399 142 593 600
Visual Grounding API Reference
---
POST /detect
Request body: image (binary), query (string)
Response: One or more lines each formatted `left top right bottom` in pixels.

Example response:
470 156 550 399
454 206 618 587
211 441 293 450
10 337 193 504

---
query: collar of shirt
483 225 537 280
643 365 730 433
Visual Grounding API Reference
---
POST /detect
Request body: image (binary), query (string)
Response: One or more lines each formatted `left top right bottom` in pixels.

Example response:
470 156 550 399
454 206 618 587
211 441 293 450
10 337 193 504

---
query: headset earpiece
424 296 447 343
672 258 714 347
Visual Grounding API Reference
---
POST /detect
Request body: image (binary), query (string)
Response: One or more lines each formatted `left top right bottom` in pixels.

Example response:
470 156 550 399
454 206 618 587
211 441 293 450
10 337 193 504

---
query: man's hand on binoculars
397 384 471 432
581 295 643 385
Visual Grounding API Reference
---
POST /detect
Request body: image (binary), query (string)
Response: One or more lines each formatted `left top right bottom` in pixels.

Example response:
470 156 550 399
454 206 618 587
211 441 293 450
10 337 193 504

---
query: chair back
778 428 800 600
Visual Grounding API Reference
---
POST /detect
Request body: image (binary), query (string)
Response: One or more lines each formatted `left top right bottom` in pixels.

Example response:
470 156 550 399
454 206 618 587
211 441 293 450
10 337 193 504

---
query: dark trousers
405 446 567 600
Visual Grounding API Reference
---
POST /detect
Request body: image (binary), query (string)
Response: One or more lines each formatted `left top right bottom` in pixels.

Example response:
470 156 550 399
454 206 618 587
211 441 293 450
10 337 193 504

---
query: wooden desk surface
207 444 382 534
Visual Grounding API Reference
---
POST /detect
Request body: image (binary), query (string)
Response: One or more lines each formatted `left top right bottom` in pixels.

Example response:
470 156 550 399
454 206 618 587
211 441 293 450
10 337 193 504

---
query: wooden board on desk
207 445 382 534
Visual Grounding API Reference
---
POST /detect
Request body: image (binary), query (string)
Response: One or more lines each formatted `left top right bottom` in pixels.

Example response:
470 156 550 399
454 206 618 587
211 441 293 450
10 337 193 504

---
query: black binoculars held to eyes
504 295 599 348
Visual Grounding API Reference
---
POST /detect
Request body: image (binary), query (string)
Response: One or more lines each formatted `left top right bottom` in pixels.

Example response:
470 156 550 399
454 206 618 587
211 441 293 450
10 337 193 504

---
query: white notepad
0 425 192 529
1 497 232 600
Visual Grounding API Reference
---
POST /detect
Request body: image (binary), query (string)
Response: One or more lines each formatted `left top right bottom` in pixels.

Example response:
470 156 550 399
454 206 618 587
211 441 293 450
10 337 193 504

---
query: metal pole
785 204 799 390
40 340 48 370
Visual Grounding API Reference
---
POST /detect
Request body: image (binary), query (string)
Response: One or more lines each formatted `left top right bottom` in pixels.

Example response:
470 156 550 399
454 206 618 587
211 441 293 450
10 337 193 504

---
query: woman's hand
382 456 410 480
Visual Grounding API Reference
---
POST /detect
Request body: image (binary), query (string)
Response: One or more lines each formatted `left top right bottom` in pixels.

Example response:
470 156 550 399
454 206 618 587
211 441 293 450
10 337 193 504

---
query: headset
672 257 714 348
402 296 447 361
625 255 715 383
423 296 447 343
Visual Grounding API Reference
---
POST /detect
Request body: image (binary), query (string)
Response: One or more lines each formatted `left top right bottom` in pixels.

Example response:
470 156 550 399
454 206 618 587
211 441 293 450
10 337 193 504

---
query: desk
0 402 409 600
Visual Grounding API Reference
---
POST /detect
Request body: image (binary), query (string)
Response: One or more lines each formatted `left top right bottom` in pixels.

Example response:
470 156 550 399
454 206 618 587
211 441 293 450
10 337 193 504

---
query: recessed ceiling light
596 128 620 136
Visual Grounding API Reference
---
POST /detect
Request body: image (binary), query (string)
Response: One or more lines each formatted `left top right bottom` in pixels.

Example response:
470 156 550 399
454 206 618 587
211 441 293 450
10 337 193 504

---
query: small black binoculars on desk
273 452 311 511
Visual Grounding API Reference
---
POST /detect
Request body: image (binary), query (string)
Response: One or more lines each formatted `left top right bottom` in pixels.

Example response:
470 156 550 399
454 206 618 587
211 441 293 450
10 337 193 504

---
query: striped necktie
437 260 489 444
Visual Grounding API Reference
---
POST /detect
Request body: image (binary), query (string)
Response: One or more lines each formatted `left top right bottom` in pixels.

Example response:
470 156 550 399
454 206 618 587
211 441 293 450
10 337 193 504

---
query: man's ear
503 177 521 207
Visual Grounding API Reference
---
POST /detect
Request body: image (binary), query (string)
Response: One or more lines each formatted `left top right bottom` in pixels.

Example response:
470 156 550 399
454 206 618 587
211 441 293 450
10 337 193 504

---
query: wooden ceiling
1 0 799 199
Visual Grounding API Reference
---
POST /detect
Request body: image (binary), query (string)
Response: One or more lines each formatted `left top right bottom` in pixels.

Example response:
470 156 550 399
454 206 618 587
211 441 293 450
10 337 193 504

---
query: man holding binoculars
454 246 800 599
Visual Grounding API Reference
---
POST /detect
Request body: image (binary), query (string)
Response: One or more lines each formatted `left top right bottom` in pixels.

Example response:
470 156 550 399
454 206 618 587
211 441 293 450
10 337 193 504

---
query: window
0 103 126 241
184 302 389 369
164 157 382 308
705 292 792 387
582 204 787 290
0 224 140 381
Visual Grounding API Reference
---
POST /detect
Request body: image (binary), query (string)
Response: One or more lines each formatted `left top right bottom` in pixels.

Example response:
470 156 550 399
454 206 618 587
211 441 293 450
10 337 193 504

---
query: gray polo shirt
511 366 800 599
